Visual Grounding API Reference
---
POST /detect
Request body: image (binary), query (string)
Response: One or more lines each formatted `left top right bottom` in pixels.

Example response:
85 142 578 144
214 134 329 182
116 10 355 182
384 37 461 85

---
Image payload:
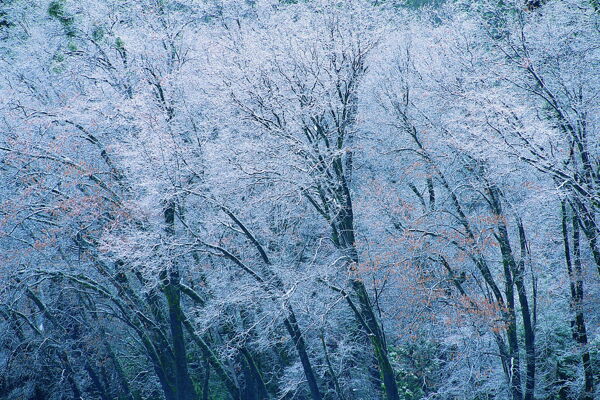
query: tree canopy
0 1 599 399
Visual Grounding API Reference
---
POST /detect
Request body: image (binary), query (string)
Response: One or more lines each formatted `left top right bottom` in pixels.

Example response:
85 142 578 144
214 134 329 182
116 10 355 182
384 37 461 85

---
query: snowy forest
0 0 599 399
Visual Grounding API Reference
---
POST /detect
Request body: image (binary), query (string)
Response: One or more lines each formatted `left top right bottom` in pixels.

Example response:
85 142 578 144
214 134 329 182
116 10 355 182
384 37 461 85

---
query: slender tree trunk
352 279 399 400
516 222 535 400
341 220 399 400
164 277 197 400
504 280 523 400
320 332 346 400
488 189 524 400
84 361 111 400
202 357 210 400
563 205 595 400
109 266 177 400
163 202 198 400
239 347 269 400
25 290 84 400
209 213 323 400
575 201 600 278
181 316 240 399
283 314 323 400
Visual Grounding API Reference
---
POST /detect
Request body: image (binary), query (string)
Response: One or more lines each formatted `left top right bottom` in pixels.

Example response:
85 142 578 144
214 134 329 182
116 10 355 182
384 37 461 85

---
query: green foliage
51 50 65 73
396 368 425 400
0 10 13 30
400 0 446 8
389 340 445 399
375 0 446 9
0 0 16 37
589 338 600 381
47 0 64 18
48 0 76 37
92 26 104 41
536 321 585 399
115 36 125 50
52 52 64 63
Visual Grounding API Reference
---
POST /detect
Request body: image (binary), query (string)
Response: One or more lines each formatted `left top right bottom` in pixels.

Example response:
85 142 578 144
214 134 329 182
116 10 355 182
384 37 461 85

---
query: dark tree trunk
516 222 536 400
163 202 198 400
283 313 322 400
334 196 399 400
563 204 595 400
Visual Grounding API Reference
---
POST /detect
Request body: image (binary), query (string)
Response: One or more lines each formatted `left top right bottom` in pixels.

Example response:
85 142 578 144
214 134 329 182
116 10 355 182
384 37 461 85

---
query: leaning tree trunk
333 182 400 400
